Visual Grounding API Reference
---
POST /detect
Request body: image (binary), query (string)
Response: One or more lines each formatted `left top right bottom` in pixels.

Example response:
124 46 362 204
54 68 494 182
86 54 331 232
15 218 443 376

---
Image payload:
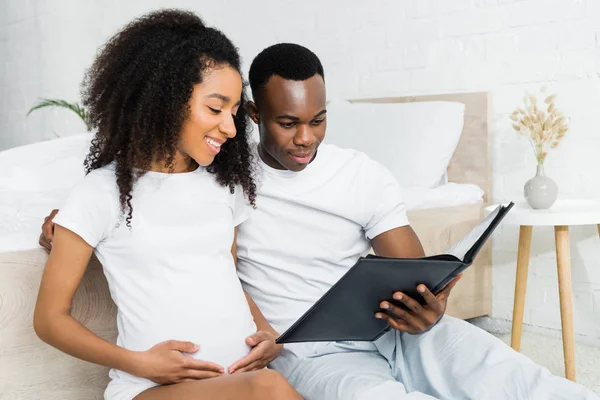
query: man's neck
257 143 286 170
256 142 320 172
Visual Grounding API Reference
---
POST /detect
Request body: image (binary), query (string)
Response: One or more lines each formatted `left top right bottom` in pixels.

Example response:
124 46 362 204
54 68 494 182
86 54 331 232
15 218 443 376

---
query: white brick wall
2 0 600 339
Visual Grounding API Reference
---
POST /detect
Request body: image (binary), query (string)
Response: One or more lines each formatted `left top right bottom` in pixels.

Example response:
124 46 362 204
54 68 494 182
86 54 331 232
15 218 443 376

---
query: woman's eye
208 107 222 115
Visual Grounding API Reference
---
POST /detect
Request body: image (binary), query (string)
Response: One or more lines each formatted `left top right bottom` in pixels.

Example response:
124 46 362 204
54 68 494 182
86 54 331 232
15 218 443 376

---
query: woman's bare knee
249 369 301 400
135 370 301 400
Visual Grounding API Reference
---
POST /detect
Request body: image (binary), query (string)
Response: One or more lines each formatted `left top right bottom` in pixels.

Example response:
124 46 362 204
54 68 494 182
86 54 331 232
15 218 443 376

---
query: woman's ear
246 101 260 125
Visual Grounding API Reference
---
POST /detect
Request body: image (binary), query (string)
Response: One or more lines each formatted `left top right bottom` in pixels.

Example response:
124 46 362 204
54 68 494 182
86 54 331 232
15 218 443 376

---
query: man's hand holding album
375 274 462 334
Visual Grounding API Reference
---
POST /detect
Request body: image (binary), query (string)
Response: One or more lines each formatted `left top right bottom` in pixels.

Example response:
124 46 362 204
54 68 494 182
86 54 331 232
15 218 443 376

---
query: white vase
523 165 558 209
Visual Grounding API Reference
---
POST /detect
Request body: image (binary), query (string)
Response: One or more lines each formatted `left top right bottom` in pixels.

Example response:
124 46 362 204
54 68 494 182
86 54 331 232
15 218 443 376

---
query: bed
0 92 491 399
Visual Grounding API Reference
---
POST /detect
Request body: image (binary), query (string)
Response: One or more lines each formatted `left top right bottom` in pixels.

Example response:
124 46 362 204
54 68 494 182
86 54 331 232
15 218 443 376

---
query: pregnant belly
109 330 254 388
117 309 257 370
187 331 253 371
112 260 257 369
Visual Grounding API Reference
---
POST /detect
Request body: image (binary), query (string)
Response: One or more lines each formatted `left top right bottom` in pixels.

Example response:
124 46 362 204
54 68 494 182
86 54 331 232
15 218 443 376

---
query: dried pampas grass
510 87 569 165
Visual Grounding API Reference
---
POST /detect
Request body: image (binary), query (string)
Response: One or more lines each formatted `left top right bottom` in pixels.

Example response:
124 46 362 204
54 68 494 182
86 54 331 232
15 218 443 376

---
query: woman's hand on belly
131 340 225 384
227 331 283 374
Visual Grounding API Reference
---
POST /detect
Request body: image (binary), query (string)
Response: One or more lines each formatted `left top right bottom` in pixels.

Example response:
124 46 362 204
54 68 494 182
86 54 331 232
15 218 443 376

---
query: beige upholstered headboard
351 92 491 203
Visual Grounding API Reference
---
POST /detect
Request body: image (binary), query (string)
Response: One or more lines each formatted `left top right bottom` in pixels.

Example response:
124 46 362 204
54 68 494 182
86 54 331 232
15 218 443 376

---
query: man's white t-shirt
236 143 409 346
53 163 256 387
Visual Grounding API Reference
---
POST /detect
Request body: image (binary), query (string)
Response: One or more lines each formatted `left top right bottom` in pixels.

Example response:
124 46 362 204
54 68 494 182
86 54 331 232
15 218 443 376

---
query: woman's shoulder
72 163 119 198
86 162 116 178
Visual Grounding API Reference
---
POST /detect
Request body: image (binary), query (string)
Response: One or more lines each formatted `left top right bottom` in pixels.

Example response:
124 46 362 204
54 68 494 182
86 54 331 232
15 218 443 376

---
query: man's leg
375 316 599 400
271 341 438 400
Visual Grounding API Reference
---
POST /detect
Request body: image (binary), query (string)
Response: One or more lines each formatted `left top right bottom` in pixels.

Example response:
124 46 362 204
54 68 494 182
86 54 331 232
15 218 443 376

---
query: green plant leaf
27 98 91 131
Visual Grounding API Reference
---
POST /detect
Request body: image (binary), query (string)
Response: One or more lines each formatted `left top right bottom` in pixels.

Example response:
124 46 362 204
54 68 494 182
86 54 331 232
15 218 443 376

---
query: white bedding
0 188 77 252
402 183 484 211
0 135 483 253
0 134 91 252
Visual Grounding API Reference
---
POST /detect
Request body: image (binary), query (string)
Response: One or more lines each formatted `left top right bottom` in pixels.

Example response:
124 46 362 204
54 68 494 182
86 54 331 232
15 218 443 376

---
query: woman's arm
34 225 224 384
243 292 279 337
230 229 279 337
229 228 282 374
34 224 140 373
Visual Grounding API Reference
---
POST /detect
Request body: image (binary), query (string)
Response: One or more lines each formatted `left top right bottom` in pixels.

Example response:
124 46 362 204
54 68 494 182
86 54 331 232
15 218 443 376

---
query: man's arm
39 209 59 251
371 225 425 258
229 228 282 374
370 225 461 334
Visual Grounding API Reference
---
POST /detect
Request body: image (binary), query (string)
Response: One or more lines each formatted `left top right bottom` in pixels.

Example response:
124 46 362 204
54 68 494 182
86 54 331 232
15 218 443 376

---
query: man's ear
246 101 260 125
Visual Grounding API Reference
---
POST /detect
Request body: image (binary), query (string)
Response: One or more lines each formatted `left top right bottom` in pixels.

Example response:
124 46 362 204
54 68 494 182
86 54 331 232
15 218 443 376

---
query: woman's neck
148 153 198 174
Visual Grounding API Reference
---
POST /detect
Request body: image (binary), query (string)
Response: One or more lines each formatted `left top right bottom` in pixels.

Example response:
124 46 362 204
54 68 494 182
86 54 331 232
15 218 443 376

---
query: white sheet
0 190 70 252
0 133 91 191
402 183 484 211
0 133 91 253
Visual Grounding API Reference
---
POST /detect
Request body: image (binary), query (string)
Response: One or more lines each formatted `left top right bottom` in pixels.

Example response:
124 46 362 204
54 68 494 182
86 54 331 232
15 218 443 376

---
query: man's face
250 74 327 172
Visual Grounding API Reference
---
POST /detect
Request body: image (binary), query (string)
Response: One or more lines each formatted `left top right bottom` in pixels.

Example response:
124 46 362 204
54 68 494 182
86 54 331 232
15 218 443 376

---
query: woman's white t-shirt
53 163 256 386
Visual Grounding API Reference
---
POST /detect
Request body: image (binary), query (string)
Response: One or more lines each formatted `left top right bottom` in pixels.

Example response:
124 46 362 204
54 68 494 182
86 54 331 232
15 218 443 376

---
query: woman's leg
135 369 302 400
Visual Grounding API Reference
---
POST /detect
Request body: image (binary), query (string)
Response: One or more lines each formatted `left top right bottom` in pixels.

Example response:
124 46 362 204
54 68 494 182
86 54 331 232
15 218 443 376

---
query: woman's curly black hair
81 9 256 226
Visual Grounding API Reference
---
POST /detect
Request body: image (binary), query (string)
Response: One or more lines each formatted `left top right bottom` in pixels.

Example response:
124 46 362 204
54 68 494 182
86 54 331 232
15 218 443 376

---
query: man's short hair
249 43 325 102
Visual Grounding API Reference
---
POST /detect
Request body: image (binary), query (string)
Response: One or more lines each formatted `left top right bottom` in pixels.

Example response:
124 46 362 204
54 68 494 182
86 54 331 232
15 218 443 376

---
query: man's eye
279 122 296 128
208 107 222 114
311 119 325 126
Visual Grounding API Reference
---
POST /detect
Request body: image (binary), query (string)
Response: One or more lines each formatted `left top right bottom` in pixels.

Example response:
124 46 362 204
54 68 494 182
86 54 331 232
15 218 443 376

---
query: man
40 43 598 399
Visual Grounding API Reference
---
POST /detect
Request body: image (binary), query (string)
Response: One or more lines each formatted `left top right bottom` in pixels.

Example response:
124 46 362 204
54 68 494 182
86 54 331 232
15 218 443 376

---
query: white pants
270 316 599 400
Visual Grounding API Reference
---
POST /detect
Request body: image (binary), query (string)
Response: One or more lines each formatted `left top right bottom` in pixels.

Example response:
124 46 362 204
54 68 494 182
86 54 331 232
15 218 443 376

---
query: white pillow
0 133 93 252
0 133 92 192
325 100 465 189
